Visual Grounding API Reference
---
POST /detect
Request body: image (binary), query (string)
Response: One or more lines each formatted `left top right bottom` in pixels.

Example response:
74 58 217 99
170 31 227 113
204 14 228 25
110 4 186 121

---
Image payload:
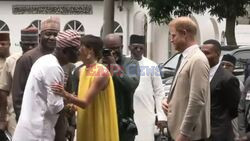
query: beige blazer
167 47 211 140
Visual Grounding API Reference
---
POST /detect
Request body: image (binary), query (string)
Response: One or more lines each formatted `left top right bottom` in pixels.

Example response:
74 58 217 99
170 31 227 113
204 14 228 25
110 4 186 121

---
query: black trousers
119 130 135 141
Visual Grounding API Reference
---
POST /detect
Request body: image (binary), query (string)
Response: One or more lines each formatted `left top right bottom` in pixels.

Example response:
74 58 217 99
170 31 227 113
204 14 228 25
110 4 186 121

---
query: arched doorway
190 16 201 44
210 18 219 40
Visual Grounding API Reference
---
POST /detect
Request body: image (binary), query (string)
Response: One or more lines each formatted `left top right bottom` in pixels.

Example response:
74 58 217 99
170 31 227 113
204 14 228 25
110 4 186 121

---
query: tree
103 0 114 38
135 0 250 45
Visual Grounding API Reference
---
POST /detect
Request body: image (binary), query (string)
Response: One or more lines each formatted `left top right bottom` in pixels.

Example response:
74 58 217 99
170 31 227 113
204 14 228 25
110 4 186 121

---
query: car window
159 53 180 80
233 50 250 68
164 53 180 69
221 50 231 56
233 50 250 59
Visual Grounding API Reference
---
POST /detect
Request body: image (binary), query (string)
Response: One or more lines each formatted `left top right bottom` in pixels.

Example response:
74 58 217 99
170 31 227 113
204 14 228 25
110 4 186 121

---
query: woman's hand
64 104 78 117
65 104 78 112
51 84 67 98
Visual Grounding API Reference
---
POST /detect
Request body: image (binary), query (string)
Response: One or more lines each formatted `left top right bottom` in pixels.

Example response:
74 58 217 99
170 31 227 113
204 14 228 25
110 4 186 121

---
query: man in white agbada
129 34 167 141
12 30 81 141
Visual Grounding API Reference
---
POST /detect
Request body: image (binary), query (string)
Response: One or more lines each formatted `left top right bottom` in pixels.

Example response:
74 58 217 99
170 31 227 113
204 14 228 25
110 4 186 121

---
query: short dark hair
81 35 103 60
203 39 221 55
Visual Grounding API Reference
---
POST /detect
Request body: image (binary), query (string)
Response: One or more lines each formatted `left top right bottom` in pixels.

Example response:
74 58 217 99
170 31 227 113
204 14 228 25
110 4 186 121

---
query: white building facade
0 0 223 63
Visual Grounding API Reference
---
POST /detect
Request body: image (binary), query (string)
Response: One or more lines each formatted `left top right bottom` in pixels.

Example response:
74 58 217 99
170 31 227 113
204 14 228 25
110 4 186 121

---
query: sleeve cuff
180 123 193 137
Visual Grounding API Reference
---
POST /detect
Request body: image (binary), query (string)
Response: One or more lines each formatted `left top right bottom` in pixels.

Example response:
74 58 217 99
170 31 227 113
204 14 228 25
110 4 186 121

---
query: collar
181 44 199 59
209 63 220 82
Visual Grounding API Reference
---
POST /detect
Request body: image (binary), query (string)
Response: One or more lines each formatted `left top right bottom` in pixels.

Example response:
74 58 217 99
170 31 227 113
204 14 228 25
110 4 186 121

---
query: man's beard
41 39 56 52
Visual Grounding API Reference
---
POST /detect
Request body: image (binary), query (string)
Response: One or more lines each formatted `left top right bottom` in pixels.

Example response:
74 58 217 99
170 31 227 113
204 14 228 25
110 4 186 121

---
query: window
100 21 123 36
29 20 41 30
113 21 123 33
64 20 85 35
0 20 9 32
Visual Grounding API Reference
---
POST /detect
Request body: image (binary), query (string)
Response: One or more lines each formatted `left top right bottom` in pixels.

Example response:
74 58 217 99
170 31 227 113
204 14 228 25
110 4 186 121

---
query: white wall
235 24 250 45
151 23 169 63
126 2 170 63
192 14 219 43
0 1 224 63
0 1 128 53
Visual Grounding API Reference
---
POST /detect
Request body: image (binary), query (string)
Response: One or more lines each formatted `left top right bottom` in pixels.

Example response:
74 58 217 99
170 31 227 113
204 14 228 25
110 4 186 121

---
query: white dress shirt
209 63 220 82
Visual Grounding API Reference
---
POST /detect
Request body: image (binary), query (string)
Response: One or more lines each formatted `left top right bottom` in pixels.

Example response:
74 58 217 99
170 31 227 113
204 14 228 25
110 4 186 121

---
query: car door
232 49 250 82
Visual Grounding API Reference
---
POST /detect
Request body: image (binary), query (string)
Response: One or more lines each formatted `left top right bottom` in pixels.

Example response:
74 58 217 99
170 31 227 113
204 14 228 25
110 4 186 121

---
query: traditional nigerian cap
222 54 236 66
130 34 145 45
56 30 81 49
0 32 10 41
21 27 38 43
41 16 60 32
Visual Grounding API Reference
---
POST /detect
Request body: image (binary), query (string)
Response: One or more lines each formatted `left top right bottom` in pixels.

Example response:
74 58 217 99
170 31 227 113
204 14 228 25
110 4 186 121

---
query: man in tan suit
162 17 210 141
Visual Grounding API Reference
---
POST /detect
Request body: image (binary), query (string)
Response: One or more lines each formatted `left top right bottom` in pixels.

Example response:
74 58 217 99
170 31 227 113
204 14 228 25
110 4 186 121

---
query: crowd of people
0 15 250 141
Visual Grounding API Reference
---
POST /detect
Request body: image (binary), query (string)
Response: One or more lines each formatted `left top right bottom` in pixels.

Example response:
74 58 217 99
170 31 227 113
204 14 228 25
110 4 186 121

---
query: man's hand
64 104 77 114
176 133 191 141
237 136 248 141
156 120 167 131
162 98 169 115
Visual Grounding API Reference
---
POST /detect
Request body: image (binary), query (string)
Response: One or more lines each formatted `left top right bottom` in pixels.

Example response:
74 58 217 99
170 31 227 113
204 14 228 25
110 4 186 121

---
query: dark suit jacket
12 47 45 120
112 55 140 141
210 65 241 141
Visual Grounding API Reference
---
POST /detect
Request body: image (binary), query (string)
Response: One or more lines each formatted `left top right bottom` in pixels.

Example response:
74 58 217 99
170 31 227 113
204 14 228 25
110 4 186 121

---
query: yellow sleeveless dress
77 63 119 141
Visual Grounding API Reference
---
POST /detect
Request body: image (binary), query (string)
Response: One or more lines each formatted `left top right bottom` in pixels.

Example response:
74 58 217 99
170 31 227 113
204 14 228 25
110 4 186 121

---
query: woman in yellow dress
51 35 119 141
